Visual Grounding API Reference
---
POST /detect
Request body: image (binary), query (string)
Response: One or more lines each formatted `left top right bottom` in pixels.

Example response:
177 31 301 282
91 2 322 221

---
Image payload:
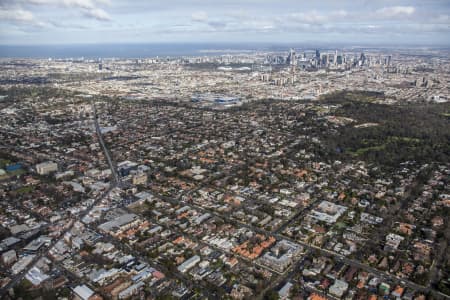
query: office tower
321 54 328 67
360 52 366 66
287 48 296 66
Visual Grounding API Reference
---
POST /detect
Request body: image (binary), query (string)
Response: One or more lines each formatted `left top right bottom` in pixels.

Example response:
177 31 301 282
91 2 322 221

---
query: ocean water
0 43 447 59
0 43 298 59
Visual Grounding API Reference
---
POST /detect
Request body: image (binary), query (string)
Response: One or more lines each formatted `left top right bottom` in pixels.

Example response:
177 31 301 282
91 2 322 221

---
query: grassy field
14 185 34 194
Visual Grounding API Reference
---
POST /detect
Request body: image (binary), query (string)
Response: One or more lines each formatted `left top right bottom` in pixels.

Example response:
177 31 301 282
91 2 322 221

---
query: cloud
288 10 350 25
330 10 348 18
0 8 35 22
207 20 227 29
436 14 449 23
1 1 450 45
25 0 105 9
51 0 112 21
190 12 278 33
226 9 248 20
82 7 110 21
289 10 328 24
0 7 47 27
6 0 112 22
376 6 415 18
191 11 231 30
242 20 275 31
192 11 208 22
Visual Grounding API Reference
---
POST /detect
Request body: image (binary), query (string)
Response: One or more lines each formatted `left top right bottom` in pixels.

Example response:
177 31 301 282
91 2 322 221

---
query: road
2 101 448 299
0 185 116 297
150 185 450 299
91 100 120 185
0 102 120 297
94 110 448 299
88 104 217 299
175 157 450 299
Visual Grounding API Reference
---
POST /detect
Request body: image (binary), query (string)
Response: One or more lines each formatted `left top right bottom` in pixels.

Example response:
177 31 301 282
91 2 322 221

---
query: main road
0 101 120 297
91 100 120 185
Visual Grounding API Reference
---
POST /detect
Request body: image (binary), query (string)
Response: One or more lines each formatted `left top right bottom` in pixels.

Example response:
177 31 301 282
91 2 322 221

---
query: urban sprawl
0 48 449 300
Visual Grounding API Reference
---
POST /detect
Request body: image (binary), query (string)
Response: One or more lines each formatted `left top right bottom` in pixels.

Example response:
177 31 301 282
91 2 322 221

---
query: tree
264 290 279 300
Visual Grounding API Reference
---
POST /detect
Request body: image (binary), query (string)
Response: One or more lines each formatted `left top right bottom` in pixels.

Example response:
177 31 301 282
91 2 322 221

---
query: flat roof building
36 161 58 175
73 284 95 300
177 255 201 273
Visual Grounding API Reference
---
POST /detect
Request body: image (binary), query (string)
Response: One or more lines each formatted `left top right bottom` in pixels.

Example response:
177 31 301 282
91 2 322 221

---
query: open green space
319 91 450 170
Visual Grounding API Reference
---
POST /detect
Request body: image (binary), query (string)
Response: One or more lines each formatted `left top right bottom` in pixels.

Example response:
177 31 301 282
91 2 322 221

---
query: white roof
278 282 293 298
73 284 94 300
25 267 49 286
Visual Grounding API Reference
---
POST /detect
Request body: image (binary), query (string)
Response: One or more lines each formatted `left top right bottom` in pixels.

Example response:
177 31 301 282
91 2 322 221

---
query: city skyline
0 0 450 46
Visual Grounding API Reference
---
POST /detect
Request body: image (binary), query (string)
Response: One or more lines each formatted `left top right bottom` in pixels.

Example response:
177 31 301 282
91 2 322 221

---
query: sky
0 0 449 46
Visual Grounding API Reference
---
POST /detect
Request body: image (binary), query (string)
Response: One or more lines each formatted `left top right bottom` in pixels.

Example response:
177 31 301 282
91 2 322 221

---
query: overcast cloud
0 0 449 45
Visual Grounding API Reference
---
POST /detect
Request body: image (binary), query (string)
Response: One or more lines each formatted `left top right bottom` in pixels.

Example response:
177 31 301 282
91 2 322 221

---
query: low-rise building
258 239 303 273
1 249 17 265
132 172 147 185
73 284 95 300
36 161 58 175
177 255 201 273
329 279 348 298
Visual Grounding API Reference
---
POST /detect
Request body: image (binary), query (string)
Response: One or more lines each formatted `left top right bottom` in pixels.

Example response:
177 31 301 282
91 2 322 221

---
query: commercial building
0 236 20 251
308 201 347 224
25 266 49 286
1 249 17 265
118 281 144 299
329 279 348 298
11 255 35 275
36 161 58 175
73 284 95 300
132 172 147 185
258 240 303 273
278 282 293 299
98 213 140 233
177 255 201 273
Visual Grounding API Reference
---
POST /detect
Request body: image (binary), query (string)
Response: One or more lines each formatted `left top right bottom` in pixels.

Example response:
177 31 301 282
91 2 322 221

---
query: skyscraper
321 54 328 67
360 52 366 66
286 48 296 66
